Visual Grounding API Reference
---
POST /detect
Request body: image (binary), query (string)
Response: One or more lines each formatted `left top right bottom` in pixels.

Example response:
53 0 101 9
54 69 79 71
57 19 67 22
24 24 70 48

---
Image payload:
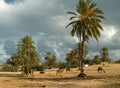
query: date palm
66 0 105 77
66 49 77 67
16 36 41 74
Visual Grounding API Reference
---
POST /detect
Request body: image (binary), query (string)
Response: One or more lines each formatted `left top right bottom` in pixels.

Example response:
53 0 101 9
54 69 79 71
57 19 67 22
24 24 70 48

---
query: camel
56 69 64 75
24 68 34 76
66 68 73 73
28 69 34 75
97 67 106 73
40 71 45 74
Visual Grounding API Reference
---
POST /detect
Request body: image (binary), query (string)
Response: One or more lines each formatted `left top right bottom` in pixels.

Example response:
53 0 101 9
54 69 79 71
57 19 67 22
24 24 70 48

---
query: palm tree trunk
81 40 85 74
77 36 87 77
79 59 81 70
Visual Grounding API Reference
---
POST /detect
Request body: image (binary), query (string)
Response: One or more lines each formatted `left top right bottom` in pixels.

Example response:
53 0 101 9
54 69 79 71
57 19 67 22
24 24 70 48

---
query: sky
0 0 120 63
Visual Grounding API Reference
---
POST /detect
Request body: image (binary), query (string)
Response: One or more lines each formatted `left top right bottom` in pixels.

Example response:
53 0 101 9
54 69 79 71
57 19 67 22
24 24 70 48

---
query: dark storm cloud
91 0 120 31
1 0 119 37
0 0 74 38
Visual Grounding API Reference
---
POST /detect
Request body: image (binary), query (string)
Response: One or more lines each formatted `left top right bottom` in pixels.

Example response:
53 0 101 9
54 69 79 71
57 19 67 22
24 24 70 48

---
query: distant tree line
0 36 113 72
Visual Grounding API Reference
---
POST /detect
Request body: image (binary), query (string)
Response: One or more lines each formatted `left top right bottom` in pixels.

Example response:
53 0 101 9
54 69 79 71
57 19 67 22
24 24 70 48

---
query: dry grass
0 63 120 88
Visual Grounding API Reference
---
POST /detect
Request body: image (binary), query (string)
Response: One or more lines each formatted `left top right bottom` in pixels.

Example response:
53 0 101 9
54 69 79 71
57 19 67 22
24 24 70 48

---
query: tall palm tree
17 36 35 68
66 0 105 77
16 35 41 73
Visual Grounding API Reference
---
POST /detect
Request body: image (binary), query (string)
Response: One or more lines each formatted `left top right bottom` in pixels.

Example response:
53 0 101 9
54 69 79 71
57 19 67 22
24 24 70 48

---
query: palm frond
66 20 78 28
89 3 97 9
70 16 78 20
66 12 77 16
97 23 104 31
76 8 81 14
93 8 104 14
96 15 105 19
66 0 105 42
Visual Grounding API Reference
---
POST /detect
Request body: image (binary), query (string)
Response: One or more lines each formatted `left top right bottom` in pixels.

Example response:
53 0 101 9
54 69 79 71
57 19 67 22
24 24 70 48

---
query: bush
59 62 67 69
115 59 120 63
93 58 101 64
35 64 46 72
0 64 17 72
84 59 93 65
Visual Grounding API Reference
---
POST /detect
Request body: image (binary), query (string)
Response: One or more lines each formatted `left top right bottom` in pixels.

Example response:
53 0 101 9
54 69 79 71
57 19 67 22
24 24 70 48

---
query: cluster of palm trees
66 0 105 77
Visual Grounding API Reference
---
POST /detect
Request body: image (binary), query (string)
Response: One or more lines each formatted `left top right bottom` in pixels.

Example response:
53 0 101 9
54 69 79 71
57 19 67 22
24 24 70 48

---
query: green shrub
0 64 16 72
35 64 46 71
84 59 93 65
59 63 67 69
93 58 101 64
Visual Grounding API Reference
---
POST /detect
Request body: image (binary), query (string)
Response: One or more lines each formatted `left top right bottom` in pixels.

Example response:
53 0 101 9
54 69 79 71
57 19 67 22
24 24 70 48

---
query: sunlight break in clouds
0 0 10 11
101 25 117 42
103 25 116 39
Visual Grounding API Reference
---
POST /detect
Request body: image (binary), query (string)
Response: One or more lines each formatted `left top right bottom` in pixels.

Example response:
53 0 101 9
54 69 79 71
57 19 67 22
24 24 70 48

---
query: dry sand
0 63 120 88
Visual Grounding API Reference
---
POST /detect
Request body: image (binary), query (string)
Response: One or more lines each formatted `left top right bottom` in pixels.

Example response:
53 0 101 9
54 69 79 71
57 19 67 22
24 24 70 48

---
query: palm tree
16 35 41 74
93 55 101 64
66 49 77 67
45 52 52 68
66 0 105 77
52 55 57 67
101 47 109 65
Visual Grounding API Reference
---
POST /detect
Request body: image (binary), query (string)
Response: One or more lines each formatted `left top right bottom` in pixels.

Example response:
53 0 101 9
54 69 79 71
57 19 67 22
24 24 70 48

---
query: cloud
0 0 120 63
87 24 120 60
36 33 76 61
4 0 24 4
3 40 17 55
0 0 72 39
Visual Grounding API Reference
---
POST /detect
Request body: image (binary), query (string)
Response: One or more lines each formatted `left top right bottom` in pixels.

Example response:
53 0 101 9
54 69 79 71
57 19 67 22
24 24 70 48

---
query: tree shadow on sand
18 75 104 82
109 83 120 88
0 72 23 78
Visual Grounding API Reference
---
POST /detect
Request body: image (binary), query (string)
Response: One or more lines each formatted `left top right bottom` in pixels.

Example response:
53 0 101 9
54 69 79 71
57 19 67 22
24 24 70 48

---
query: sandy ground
0 63 120 88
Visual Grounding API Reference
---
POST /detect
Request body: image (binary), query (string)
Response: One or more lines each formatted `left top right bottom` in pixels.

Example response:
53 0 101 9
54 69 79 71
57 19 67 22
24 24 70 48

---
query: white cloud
51 15 69 27
0 0 9 11
109 50 120 60
102 25 117 41
38 32 45 36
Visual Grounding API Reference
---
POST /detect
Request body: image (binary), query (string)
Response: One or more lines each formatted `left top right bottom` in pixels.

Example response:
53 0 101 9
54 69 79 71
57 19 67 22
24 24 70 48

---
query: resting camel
66 68 73 73
56 69 64 75
97 67 106 73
